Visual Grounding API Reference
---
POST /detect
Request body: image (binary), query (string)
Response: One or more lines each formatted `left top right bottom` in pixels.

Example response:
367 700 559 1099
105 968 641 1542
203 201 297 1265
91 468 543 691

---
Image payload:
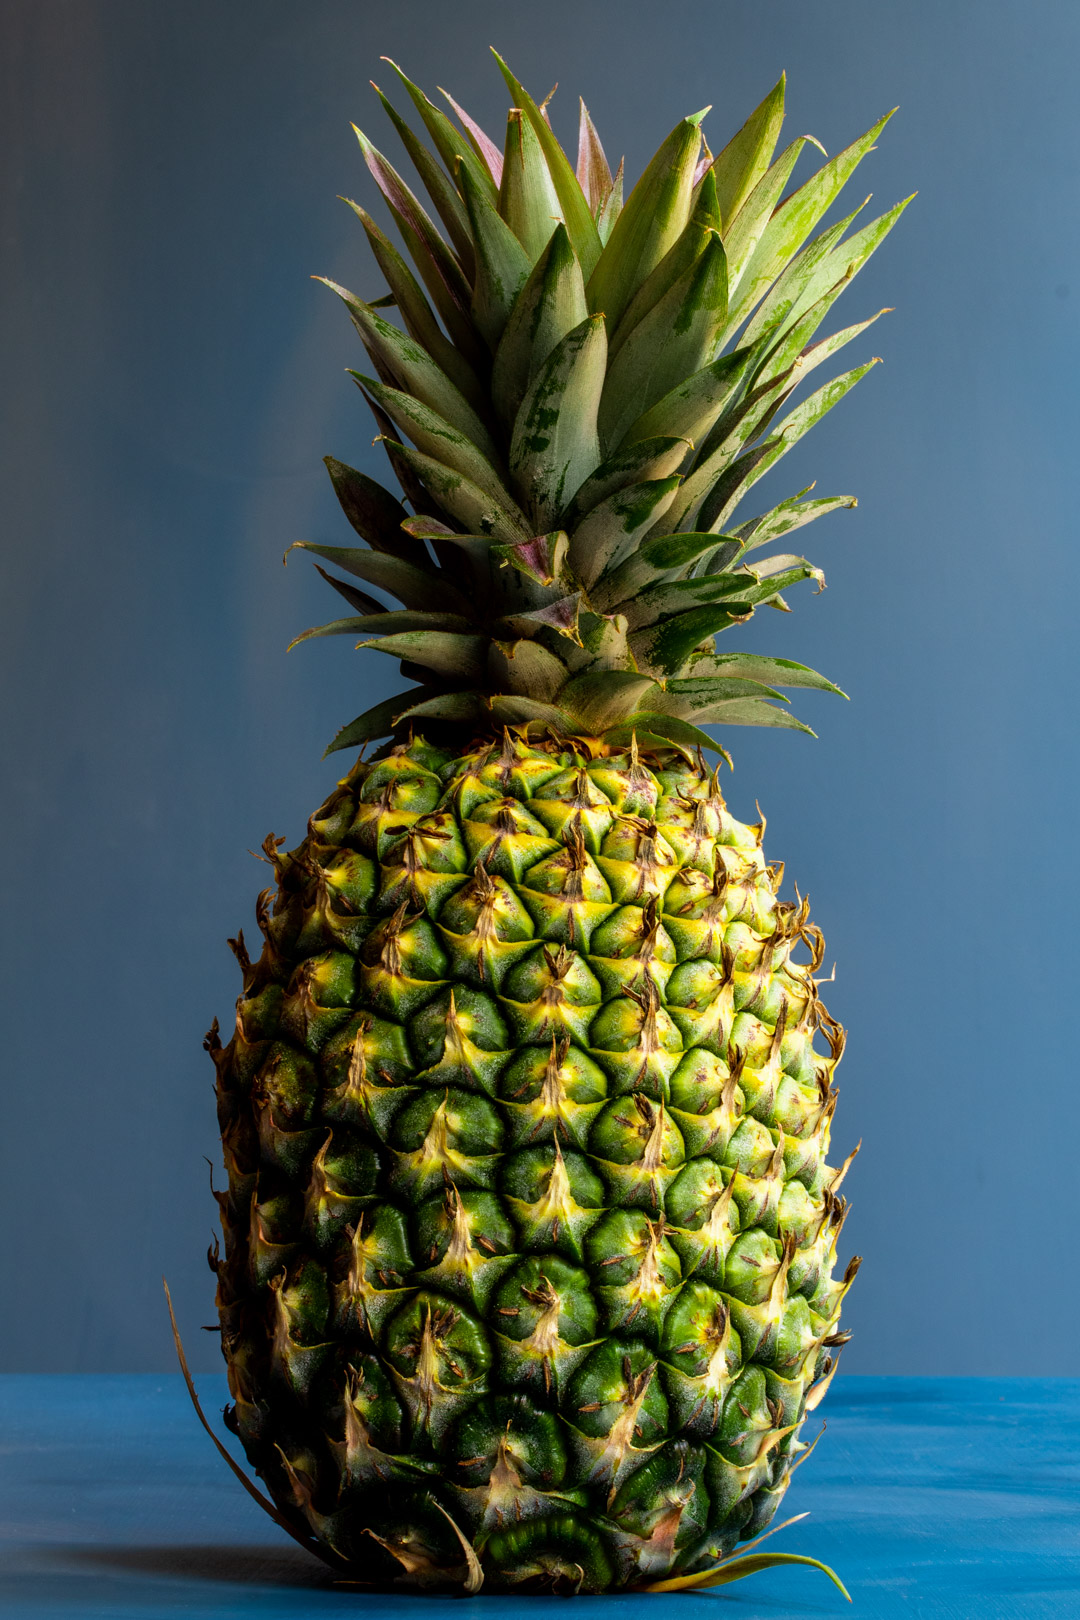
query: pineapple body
208 732 854 1592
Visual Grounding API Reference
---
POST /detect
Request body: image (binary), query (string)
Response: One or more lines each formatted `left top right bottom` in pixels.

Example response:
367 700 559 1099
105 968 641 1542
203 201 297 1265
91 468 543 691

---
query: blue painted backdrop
3 0 1076 1374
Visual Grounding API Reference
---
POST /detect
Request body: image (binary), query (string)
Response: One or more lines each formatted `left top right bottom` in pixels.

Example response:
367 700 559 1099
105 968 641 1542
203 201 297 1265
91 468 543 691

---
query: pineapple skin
207 731 855 1592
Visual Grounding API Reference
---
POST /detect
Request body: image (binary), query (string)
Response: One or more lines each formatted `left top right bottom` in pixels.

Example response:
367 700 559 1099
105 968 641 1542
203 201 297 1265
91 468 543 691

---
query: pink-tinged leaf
539 83 558 127
352 126 478 360
440 87 504 186
519 593 582 638
576 100 613 212
497 530 568 585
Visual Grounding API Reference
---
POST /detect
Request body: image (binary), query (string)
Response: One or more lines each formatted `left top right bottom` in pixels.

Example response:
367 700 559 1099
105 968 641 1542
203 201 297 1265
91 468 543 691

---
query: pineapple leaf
593 530 730 602
351 125 479 359
595 157 624 245
706 74 786 229
689 697 817 734
561 436 690 525
322 456 419 562
723 137 809 293
740 202 870 349
684 652 846 695
323 690 423 754
395 690 487 723
576 99 613 212
354 373 514 509
440 87 504 186
490 52 603 276
643 1550 849 1599
381 58 497 198
369 82 476 274
586 115 703 334
289 609 473 648
310 564 384 617
605 711 723 756
732 492 857 555
656 674 788 705
457 158 534 350
499 107 564 260
716 358 881 515
608 187 717 363
360 630 488 679
599 232 729 453
388 441 532 541
287 541 468 615
630 602 755 673
619 346 753 451
510 314 607 530
557 667 659 729
619 571 770 631
345 201 484 408
725 110 897 335
489 693 577 729
322 281 499 464
566 476 683 589
757 297 890 392
492 224 588 431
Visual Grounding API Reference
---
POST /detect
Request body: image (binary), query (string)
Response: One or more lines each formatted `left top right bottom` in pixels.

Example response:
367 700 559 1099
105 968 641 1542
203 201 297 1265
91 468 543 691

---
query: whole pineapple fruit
201 53 907 1595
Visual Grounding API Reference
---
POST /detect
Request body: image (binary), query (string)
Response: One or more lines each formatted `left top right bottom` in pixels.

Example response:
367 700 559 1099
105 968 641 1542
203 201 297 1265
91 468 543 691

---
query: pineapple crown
289 52 910 761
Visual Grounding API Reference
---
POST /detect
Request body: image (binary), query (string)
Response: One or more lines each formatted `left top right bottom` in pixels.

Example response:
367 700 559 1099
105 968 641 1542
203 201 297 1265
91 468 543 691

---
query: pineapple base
207 732 856 1593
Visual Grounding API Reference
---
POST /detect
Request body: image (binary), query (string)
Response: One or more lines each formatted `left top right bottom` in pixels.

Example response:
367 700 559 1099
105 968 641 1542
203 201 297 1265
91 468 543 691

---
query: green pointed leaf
456 159 534 350
498 107 563 259
369 82 476 274
723 137 807 292
489 694 576 731
691 697 818 733
491 52 602 276
290 608 473 648
608 175 721 362
491 224 588 431
322 282 499 465
711 558 826 611
489 637 570 702
562 437 690 526
605 710 724 756
595 158 624 246
381 59 498 197
390 443 532 541
630 601 753 674
620 571 766 630
576 100 613 212
707 74 786 229
566 477 683 590
287 541 470 615
757 294 889 391
556 668 659 730
739 202 869 348
321 456 423 561
620 346 754 451
586 115 703 334
725 110 897 335
509 314 607 529
323 690 421 755
655 375 793 536
656 674 788 706
355 374 515 511
345 201 484 409
732 492 857 556
685 652 846 695
645 1550 849 1599
708 359 880 521
351 125 480 360
394 690 488 724
440 87 504 185
599 232 729 452
593 530 731 604
361 630 488 679
311 564 384 617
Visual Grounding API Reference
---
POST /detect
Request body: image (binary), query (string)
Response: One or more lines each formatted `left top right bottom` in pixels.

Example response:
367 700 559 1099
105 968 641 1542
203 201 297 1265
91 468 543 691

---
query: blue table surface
0 1375 1075 1619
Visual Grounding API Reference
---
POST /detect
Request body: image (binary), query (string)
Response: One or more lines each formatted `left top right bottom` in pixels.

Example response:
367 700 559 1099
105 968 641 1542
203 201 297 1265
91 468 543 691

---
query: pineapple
200 54 907 1596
